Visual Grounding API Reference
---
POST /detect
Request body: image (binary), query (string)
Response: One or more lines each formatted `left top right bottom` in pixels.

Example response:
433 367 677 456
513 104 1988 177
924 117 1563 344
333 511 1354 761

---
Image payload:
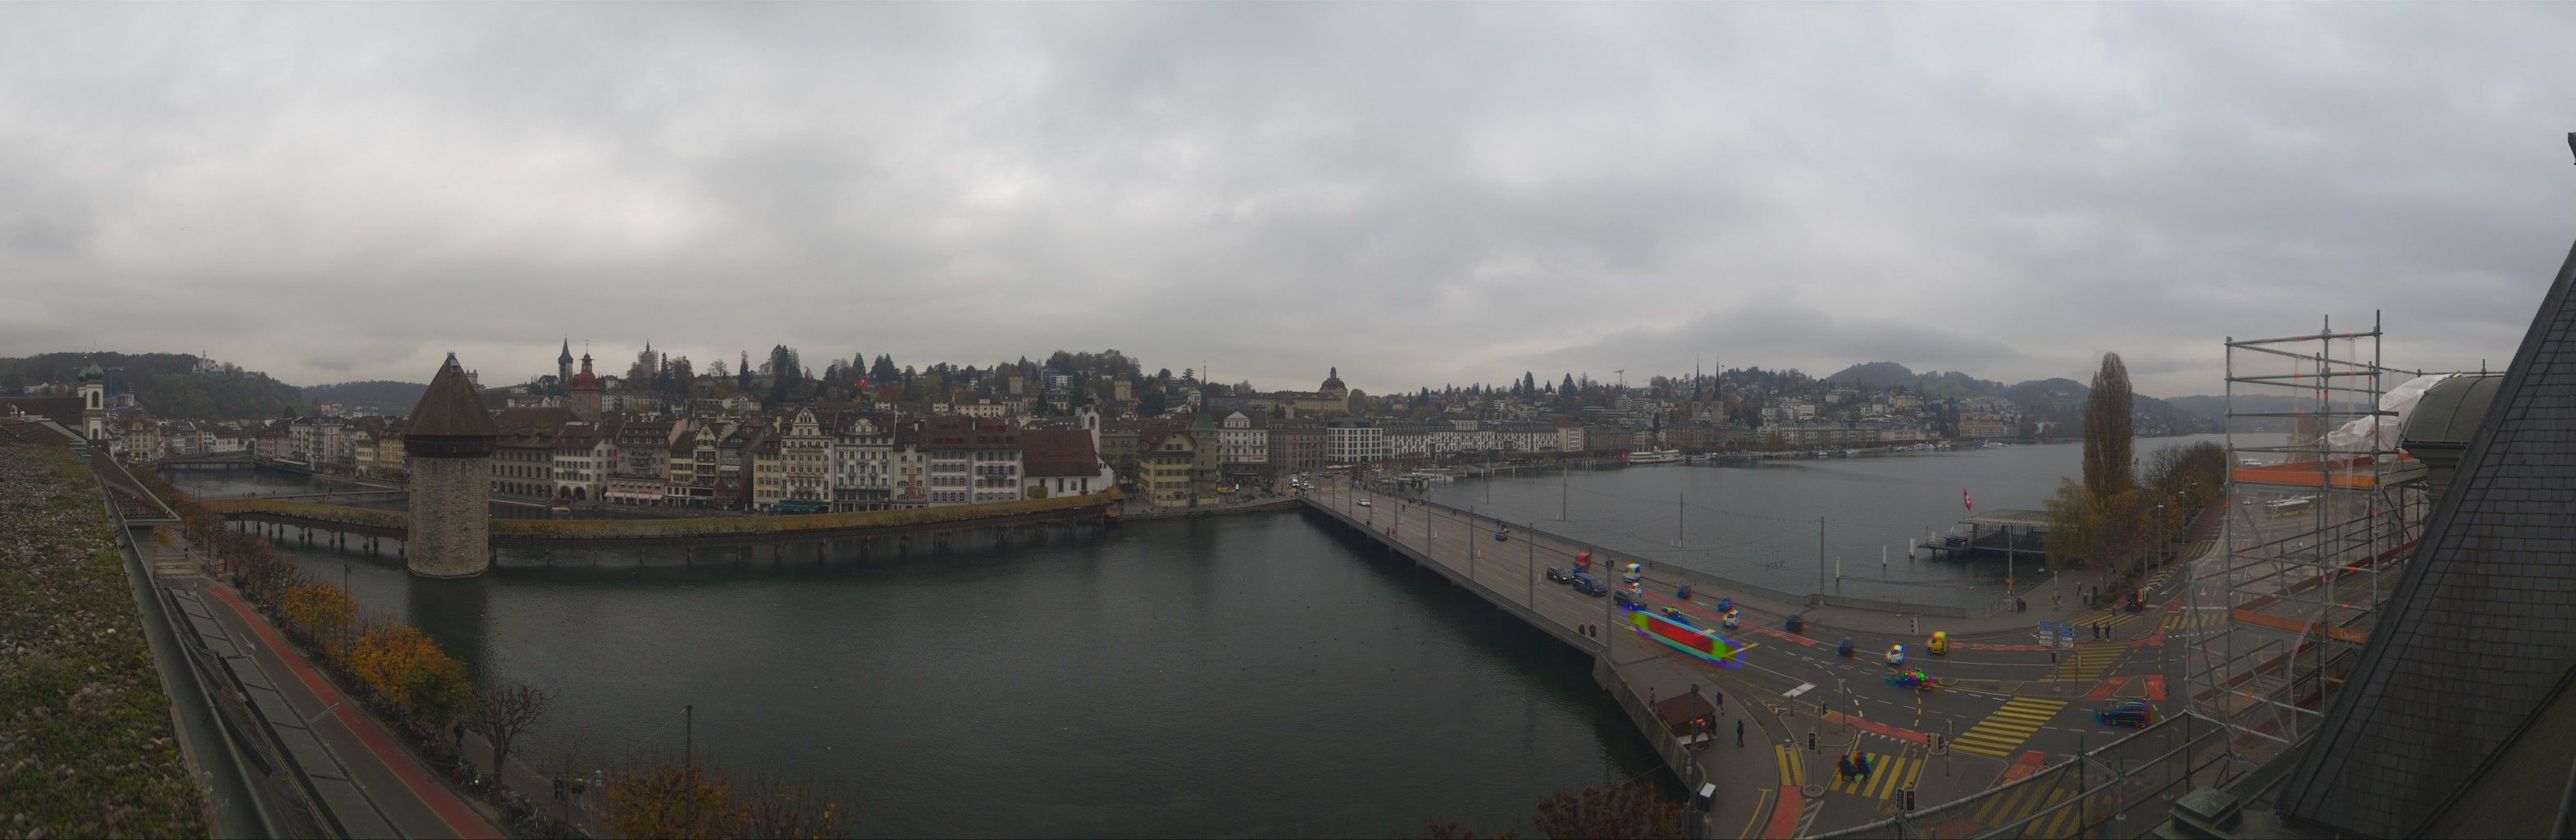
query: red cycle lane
204 583 502 840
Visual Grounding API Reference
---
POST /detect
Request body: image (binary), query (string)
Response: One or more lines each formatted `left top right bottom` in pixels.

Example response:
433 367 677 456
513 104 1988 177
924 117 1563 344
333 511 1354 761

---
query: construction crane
1613 369 1625 389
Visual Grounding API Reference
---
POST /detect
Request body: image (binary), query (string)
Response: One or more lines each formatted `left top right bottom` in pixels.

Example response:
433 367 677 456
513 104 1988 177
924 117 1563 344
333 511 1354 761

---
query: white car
1357 498 1372 507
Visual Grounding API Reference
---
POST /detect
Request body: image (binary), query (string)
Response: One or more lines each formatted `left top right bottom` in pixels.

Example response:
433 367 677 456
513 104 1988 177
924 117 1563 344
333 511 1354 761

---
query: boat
1625 449 1683 465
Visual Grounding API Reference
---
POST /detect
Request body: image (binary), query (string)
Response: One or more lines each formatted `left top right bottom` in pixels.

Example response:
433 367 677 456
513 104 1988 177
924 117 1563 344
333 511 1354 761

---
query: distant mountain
303 381 427 414
0 352 302 419
2004 377 2090 413
1822 362 2004 399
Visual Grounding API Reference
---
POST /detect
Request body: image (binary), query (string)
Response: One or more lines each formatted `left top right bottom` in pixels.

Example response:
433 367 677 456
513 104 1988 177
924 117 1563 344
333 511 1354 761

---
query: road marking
2045 643 2127 681
1785 682 1816 698
1950 697 2068 757
1825 750 1924 801
1776 744 1805 787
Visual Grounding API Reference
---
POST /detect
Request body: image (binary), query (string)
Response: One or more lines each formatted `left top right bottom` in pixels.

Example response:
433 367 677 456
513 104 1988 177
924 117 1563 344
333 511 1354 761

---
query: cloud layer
2 4 2569 396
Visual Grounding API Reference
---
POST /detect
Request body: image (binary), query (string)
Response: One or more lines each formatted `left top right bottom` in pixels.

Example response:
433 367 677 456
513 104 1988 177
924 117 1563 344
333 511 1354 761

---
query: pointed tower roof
559 338 574 365
2281 238 2576 836
405 353 500 440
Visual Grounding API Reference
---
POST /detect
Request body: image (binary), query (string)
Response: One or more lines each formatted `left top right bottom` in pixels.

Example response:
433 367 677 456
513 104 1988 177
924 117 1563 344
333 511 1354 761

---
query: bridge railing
492 490 1121 539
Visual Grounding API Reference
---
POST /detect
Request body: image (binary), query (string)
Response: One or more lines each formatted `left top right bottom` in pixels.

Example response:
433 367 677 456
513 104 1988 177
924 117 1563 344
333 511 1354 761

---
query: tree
708 358 728 381
1530 778 1684 839
669 357 694 395
870 355 899 383
404 667 472 731
277 583 354 661
602 763 736 839
466 680 550 779
348 622 467 712
2083 353 2135 500
738 352 755 392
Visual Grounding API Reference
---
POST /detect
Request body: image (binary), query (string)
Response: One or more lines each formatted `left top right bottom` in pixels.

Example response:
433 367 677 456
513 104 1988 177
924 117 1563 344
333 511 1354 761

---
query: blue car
2098 700 2157 728
1571 573 1609 596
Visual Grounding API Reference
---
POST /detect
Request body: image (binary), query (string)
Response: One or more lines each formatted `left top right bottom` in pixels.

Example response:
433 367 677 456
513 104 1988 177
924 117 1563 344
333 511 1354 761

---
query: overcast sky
2 4 2569 398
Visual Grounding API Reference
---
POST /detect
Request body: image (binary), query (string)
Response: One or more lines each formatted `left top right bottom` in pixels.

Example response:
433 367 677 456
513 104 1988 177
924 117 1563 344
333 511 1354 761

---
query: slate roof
404 354 499 438
2278 238 2576 837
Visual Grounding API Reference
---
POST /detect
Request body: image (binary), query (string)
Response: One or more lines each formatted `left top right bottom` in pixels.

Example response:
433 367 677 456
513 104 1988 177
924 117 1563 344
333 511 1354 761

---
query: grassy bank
0 443 206 838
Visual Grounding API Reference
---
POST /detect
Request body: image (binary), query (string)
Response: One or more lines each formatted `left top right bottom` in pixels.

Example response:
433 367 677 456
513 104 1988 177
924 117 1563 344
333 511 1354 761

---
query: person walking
453 721 466 756
1737 719 1745 746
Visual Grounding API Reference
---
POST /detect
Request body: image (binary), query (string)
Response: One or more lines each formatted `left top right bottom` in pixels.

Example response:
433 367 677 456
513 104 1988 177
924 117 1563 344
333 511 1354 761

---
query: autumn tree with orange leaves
348 621 468 714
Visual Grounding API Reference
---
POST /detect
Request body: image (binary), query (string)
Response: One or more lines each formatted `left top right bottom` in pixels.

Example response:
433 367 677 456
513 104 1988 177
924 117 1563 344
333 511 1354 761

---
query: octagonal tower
402 353 499 578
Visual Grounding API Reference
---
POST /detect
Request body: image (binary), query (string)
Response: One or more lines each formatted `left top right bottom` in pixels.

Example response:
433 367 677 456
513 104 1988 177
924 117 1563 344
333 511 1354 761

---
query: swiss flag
1963 489 1973 513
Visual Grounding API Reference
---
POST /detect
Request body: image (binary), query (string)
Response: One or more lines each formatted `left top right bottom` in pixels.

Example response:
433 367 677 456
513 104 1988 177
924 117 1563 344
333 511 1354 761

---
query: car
1357 498 1371 507
1614 588 1645 607
2098 700 2157 728
1926 631 1949 655
1720 609 1741 631
1885 644 1908 666
1571 574 1609 596
1545 567 1573 584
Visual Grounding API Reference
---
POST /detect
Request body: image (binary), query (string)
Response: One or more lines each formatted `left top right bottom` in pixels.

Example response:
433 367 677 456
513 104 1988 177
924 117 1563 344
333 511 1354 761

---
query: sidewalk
171 577 503 839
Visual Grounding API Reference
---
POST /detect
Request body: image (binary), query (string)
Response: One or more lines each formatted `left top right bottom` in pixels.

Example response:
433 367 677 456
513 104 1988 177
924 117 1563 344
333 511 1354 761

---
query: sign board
2059 626 2077 649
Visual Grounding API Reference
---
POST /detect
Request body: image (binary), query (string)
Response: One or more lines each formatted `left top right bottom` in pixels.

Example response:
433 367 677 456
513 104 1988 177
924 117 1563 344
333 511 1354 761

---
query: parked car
1571 573 1608 596
1356 498 1371 507
1545 567 1573 584
2098 700 2157 728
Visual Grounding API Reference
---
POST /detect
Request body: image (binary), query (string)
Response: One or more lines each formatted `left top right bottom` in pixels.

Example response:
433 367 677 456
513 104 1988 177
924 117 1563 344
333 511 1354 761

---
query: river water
168 434 2214 836
175 469 1659 838
1421 436 2224 608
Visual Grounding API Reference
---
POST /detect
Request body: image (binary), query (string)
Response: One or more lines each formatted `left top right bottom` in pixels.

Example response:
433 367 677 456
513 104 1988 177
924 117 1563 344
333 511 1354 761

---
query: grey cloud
0 3 2567 398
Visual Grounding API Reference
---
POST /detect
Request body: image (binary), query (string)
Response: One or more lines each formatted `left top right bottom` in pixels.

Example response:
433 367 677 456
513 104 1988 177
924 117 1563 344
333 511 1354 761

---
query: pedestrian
1715 690 1725 713
453 721 466 755
1837 754 1854 781
572 778 586 809
553 774 567 804
1737 719 1745 746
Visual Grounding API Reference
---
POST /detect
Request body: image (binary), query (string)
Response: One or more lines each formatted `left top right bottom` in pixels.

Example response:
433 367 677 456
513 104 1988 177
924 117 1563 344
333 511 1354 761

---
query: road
1312 480 2200 837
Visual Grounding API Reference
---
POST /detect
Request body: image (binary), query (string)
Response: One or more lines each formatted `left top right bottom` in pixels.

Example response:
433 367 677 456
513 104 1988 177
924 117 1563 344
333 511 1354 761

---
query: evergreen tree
870 354 899 382
737 352 755 391
2083 353 2135 500
1562 373 1576 394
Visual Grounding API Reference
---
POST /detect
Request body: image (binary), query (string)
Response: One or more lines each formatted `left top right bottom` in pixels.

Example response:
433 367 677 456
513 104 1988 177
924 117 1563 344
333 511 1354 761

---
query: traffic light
1904 788 1917 811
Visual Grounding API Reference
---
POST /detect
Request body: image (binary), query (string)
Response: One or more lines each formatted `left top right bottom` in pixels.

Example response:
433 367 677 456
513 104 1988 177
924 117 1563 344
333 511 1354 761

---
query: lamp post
683 704 695 833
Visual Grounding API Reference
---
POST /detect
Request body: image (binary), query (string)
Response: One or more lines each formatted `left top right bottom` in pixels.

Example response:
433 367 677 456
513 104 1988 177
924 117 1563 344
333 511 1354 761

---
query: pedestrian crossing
1950 697 2068 757
1971 777 2100 838
2072 610 2145 635
2045 643 2127 682
1775 744 1807 788
2163 611 2227 632
1826 750 1926 801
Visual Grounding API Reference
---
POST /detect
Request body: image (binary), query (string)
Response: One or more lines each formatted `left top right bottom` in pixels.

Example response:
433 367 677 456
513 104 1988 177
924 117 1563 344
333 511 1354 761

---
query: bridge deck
198 491 1123 548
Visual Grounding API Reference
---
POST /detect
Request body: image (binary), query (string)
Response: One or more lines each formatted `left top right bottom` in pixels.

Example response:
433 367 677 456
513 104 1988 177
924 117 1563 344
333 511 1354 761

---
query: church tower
403 354 499 578
569 351 603 422
77 361 106 442
557 339 575 390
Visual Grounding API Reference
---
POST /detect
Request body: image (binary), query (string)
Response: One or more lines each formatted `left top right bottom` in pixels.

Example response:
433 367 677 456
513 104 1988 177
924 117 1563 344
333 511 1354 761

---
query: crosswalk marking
1825 750 1925 801
1951 697 2068 757
2163 611 2227 631
2046 643 2127 681
1970 778 2110 838
1775 744 1806 787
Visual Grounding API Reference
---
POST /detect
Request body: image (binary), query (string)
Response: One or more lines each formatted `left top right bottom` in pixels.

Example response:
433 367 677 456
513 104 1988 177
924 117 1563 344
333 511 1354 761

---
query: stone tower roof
1320 367 1344 390
404 354 500 440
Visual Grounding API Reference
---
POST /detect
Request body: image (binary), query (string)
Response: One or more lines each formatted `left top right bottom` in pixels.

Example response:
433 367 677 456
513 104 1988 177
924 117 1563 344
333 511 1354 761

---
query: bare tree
466 680 549 778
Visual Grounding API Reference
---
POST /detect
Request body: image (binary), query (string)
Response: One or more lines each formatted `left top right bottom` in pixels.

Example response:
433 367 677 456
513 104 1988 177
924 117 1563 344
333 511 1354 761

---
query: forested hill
0 353 302 419
301 381 427 414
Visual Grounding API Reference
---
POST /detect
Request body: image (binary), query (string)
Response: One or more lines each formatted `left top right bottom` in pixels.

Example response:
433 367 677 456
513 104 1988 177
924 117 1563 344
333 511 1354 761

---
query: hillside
1824 361 1918 388
0 353 301 419
303 381 427 414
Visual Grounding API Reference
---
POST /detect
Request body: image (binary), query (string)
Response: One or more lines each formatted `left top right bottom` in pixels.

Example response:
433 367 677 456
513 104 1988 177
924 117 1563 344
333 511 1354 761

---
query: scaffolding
2185 313 2430 779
